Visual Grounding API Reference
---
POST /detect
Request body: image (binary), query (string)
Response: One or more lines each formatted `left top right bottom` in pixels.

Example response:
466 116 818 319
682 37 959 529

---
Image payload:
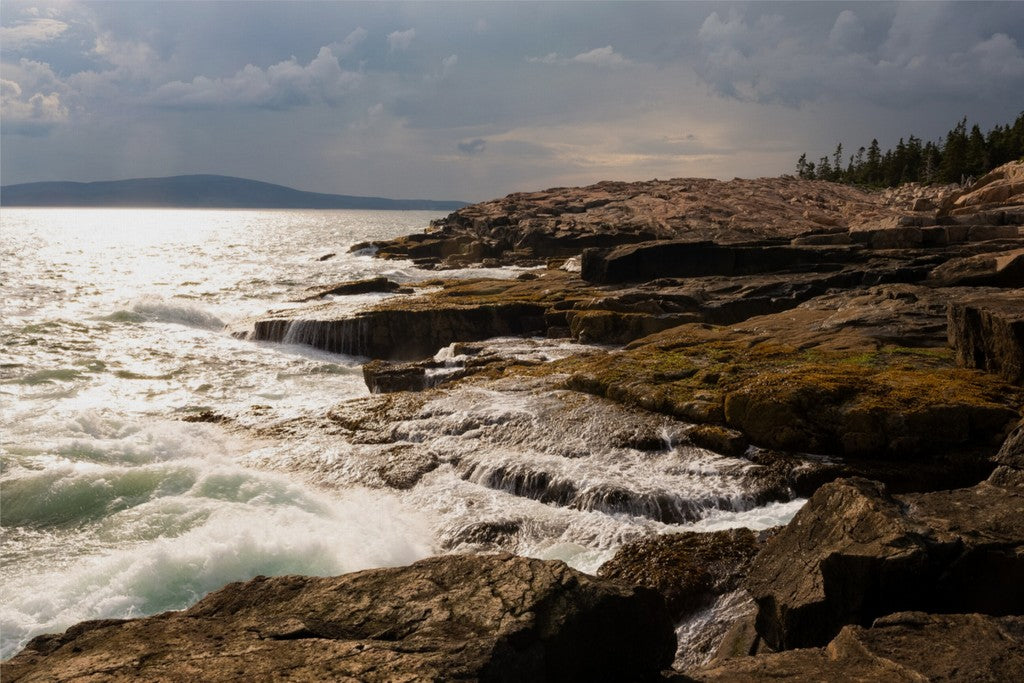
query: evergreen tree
817 156 833 181
793 112 1022 188
966 124 987 178
941 117 968 183
831 143 844 182
796 153 810 179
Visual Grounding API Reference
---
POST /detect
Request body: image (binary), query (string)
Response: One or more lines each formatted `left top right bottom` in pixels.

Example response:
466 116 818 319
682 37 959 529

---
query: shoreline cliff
6 163 1023 681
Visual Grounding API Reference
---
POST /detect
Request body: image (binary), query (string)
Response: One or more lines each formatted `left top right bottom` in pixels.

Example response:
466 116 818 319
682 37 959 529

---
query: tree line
796 112 1024 187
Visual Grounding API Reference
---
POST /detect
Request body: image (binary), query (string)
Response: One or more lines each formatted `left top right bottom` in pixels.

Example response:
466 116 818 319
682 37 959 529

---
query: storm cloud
2 1 1022 202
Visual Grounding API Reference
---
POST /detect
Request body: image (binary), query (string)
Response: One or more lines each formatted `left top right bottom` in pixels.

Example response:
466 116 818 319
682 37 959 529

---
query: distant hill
0 174 468 210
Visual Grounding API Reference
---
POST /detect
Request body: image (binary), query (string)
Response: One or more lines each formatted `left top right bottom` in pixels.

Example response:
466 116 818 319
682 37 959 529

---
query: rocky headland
7 161 1023 680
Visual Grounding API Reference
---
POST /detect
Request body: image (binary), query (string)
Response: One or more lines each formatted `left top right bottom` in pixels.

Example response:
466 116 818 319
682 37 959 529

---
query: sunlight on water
0 208 449 657
0 208 805 659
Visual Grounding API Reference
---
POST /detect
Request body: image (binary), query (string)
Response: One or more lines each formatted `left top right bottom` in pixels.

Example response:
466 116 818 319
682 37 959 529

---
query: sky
2 1 1023 202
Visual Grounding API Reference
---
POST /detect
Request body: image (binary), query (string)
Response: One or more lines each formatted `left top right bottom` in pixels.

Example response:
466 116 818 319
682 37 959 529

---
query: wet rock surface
2 554 676 683
744 477 1024 650
26 164 1022 679
598 528 768 624
295 275 404 301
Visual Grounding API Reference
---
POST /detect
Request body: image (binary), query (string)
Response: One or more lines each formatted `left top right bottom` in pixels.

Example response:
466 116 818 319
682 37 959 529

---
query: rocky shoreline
6 162 1023 681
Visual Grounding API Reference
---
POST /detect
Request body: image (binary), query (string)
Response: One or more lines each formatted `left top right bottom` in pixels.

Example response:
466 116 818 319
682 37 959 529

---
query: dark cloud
2 1 1023 201
457 138 486 155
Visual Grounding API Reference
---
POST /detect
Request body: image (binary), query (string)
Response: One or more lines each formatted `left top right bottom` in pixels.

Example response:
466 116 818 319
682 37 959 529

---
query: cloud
330 27 368 56
439 54 458 78
148 46 362 109
571 46 630 67
694 7 1024 107
457 138 486 155
969 33 1024 78
0 18 69 50
1 78 69 135
828 10 866 53
387 28 416 52
528 46 631 67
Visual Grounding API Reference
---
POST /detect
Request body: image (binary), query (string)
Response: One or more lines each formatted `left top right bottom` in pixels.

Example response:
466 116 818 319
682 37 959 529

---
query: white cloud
528 46 631 67
571 46 630 67
0 18 69 50
1 78 69 135
329 27 368 57
387 28 416 52
148 46 362 109
91 33 160 80
441 54 458 77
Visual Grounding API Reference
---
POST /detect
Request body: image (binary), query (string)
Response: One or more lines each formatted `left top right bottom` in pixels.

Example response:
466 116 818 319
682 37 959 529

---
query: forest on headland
796 112 1024 187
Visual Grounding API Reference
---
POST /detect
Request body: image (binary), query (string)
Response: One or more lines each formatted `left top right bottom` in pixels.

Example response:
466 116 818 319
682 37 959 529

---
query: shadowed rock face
598 528 767 624
948 291 1024 384
685 612 1024 682
2 554 676 683
743 477 1024 651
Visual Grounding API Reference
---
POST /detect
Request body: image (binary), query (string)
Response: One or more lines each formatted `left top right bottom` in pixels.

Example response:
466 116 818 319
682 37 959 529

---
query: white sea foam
128 296 226 329
0 468 435 659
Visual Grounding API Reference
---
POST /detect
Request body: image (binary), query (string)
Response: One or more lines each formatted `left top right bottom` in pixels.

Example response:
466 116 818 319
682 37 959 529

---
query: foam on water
126 296 227 330
0 413 436 659
0 485 435 659
2 208 807 662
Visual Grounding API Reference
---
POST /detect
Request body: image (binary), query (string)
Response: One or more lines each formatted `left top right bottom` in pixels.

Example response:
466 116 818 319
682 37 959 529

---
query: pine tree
866 139 882 185
793 111 1023 188
966 124 987 178
796 153 810 179
831 143 844 182
941 117 968 183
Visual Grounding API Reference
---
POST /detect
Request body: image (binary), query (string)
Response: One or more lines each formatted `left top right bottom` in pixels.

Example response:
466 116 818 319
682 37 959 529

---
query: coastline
5 164 1023 680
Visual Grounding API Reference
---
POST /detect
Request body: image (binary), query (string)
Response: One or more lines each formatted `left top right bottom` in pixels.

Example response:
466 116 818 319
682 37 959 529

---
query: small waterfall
258 316 372 356
459 459 771 524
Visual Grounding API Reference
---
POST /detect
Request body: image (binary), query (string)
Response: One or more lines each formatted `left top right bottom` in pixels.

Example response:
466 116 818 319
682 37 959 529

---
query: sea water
0 208 802 659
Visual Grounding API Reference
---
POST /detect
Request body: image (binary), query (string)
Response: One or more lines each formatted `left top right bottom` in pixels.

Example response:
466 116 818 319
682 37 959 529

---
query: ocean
0 208 802 660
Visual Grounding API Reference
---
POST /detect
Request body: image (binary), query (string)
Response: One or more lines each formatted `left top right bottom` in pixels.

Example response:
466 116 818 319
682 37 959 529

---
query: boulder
687 612 1024 681
744 477 1024 650
947 160 1024 214
990 418 1024 487
948 291 1024 384
363 359 431 392
928 247 1024 287
598 529 765 623
296 276 403 301
996 418 1024 470
2 554 676 683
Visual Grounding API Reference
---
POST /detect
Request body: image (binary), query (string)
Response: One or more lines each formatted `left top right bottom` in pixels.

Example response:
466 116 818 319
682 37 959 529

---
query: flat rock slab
3 554 676 683
744 477 1024 650
686 612 1024 682
929 247 1024 287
